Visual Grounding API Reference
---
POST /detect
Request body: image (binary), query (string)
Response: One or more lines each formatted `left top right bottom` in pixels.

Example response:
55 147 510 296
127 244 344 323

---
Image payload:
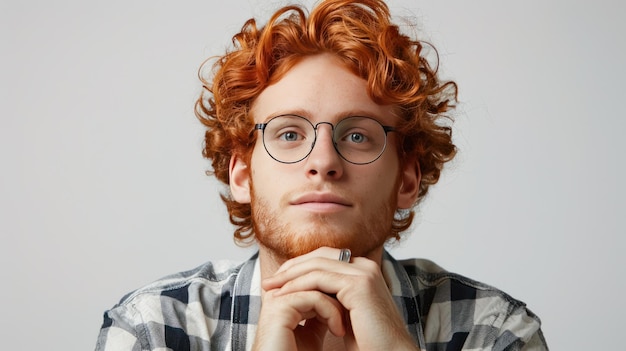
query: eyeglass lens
261 115 390 164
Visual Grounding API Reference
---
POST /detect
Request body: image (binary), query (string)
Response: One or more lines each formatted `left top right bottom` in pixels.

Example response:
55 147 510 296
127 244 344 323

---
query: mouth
290 192 352 213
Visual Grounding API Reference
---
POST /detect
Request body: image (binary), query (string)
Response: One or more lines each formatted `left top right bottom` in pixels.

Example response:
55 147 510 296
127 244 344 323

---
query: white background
2 0 624 350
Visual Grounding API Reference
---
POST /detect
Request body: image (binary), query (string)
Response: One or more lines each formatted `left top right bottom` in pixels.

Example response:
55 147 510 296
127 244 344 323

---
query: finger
267 290 347 337
264 256 376 291
275 246 340 274
272 270 346 297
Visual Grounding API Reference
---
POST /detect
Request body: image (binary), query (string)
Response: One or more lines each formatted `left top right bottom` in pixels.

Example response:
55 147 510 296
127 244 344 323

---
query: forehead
250 54 397 125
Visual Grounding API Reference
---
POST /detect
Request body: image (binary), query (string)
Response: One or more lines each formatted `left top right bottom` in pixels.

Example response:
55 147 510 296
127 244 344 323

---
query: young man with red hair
96 1 547 350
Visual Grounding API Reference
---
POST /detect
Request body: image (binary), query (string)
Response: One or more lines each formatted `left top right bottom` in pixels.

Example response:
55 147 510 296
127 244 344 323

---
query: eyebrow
259 108 392 124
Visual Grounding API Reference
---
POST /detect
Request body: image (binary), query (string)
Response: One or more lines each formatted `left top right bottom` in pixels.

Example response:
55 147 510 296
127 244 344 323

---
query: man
96 0 548 350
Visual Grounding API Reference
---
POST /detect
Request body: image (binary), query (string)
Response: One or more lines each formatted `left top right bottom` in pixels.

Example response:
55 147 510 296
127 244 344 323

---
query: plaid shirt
95 251 547 350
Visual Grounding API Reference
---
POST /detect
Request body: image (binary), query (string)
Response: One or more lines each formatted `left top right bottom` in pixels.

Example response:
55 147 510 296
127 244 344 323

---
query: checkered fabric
95 251 547 350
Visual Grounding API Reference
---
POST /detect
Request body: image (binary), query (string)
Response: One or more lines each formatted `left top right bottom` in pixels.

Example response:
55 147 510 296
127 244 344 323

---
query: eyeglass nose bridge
310 121 352 163
311 120 336 142
294 121 336 163
312 121 336 131
309 121 340 156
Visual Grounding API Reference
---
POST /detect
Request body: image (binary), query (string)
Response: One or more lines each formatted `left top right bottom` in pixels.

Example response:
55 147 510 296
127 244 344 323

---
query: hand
254 247 419 351
252 285 347 351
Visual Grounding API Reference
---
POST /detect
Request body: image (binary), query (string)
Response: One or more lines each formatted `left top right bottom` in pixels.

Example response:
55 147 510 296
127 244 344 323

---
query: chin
257 224 387 260
252 196 395 260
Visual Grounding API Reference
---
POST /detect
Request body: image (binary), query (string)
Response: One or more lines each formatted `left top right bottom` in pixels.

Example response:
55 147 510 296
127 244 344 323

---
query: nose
305 123 344 179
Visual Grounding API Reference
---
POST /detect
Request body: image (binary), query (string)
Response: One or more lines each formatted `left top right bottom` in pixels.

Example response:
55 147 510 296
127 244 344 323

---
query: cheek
351 167 398 201
249 152 291 198
249 147 272 180
369 164 401 201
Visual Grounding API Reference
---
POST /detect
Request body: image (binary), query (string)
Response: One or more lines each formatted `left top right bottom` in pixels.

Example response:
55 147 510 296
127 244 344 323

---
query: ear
229 154 251 204
397 159 421 209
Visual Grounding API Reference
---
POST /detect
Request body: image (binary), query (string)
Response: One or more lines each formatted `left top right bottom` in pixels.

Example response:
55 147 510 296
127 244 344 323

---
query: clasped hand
252 247 419 351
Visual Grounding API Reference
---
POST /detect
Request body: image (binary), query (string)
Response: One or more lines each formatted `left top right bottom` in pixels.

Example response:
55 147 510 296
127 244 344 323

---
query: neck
258 246 287 281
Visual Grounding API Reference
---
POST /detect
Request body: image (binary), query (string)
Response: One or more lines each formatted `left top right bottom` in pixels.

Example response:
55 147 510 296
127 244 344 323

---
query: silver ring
338 248 351 263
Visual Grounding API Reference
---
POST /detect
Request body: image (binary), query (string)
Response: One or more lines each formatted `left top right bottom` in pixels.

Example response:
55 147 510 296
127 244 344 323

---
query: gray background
2 0 624 349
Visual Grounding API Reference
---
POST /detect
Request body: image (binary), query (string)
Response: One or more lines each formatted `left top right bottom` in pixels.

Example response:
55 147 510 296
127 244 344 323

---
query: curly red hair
195 0 457 245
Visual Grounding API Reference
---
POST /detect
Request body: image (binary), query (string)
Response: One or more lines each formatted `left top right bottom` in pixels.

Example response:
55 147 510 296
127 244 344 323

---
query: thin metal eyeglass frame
253 114 396 165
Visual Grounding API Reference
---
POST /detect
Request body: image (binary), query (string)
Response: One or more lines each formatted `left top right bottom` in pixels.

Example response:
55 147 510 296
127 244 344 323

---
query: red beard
249 179 398 261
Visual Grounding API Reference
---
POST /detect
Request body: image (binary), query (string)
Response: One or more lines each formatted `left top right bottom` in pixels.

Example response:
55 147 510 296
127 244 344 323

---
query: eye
339 129 370 144
348 132 367 143
279 131 301 142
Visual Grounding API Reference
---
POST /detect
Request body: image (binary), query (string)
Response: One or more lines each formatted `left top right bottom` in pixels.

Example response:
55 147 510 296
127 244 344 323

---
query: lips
290 192 352 209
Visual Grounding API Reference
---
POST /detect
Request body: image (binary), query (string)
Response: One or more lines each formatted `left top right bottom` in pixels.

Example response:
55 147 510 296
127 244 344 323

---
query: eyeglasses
254 114 395 165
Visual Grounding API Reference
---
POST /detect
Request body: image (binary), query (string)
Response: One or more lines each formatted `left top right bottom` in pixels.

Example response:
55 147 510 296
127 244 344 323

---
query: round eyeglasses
254 114 396 165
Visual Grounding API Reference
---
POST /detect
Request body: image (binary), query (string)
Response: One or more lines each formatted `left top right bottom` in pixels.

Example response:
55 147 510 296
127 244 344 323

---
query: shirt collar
381 250 426 349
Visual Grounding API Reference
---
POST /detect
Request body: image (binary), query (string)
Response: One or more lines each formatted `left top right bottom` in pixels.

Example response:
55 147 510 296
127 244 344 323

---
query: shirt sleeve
520 330 549 351
95 307 144 351
491 304 548 351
